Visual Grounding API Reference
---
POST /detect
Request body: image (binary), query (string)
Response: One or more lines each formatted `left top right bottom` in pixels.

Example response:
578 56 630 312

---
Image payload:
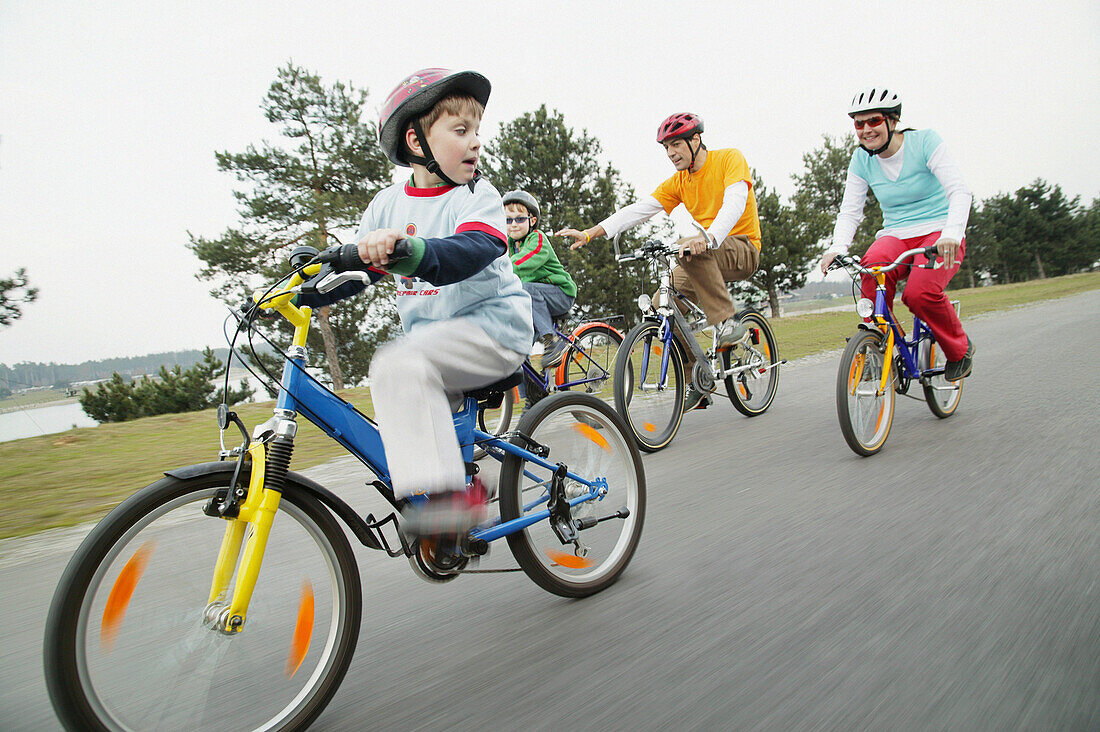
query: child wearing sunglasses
820 86 975 382
503 190 576 370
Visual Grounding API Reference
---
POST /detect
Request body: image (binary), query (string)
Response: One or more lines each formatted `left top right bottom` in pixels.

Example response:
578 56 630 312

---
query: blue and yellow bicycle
829 246 965 456
43 243 645 731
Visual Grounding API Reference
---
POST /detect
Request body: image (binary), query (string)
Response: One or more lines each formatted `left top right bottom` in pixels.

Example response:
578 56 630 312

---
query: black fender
165 461 384 551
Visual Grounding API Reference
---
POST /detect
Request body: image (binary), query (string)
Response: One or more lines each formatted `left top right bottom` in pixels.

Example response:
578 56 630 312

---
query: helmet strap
859 116 897 157
409 118 469 188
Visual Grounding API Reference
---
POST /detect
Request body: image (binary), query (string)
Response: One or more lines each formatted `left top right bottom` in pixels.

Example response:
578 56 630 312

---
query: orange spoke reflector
286 580 315 679
653 345 663 356
739 384 748 397
573 422 611 452
849 354 866 395
101 540 155 653
544 549 594 569
643 422 657 433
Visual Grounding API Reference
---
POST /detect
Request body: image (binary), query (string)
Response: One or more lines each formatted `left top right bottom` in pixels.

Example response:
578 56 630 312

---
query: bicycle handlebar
829 245 941 276
315 239 412 271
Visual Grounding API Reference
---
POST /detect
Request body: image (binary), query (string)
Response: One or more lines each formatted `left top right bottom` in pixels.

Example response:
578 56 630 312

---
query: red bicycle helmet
656 112 704 143
378 68 491 167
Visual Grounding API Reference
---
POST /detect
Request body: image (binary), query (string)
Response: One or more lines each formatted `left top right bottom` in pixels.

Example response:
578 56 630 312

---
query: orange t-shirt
652 148 761 249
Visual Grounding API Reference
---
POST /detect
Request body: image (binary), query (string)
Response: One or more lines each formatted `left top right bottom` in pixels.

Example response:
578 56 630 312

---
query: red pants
860 232 969 361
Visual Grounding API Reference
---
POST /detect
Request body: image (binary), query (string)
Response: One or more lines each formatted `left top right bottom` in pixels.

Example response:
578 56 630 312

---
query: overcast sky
2 0 1097 365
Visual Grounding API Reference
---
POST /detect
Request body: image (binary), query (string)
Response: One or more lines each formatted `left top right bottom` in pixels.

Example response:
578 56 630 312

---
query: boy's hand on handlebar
357 229 406 267
678 235 708 260
821 252 839 274
936 238 961 269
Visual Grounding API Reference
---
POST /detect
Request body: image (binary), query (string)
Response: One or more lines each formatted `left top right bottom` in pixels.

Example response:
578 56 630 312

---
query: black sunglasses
505 216 530 224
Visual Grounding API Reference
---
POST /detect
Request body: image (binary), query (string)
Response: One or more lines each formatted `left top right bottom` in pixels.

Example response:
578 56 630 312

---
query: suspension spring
264 435 294 492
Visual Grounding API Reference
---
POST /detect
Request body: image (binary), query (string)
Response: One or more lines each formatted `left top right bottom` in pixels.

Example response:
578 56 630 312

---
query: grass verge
1 271 1097 539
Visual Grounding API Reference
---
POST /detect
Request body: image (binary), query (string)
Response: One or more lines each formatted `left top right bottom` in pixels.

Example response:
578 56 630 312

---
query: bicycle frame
524 319 623 393
209 268 611 630
841 247 958 396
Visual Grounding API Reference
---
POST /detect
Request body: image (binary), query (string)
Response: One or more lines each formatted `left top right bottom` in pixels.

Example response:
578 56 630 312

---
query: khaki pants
665 234 759 366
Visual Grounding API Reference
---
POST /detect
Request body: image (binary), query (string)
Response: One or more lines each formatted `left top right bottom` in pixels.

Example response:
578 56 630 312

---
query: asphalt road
3 290 1098 731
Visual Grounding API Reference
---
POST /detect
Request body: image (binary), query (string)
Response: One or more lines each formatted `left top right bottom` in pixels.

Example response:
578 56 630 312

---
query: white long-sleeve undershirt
598 181 750 244
828 140 972 255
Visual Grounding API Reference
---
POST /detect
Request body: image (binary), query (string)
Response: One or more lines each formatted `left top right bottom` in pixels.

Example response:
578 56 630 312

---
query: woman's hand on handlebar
935 237 961 269
358 229 406 267
820 251 840 274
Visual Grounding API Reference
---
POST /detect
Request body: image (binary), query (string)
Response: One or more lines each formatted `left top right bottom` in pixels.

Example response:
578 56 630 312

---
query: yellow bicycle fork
207 442 282 631
849 269 895 397
206 278 319 632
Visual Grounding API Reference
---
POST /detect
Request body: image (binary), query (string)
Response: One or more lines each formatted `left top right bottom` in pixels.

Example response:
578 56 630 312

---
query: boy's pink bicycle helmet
378 68 491 167
656 113 704 143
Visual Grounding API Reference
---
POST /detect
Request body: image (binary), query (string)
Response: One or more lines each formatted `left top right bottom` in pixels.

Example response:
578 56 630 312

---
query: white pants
369 318 526 498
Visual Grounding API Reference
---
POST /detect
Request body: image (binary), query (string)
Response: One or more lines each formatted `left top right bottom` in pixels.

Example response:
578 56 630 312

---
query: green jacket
508 230 577 298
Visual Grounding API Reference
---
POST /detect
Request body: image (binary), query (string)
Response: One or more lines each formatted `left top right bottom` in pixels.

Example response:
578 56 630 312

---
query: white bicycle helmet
848 87 902 118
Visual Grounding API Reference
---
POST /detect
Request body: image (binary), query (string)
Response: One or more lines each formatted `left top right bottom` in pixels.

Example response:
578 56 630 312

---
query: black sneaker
683 386 712 411
944 337 975 382
540 338 569 370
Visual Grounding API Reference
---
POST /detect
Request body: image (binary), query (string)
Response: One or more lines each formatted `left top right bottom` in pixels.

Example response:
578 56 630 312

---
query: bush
80 348 253 423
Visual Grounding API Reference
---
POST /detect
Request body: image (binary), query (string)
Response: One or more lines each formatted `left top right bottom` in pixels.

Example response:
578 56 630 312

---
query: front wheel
722 310 780 416
498 392 645 598
613 320 685 452
44 469 361 732
919 337 963 418
836 329 896 456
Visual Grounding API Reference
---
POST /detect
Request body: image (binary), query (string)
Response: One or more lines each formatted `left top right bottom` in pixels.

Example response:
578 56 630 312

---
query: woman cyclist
820 87 975 381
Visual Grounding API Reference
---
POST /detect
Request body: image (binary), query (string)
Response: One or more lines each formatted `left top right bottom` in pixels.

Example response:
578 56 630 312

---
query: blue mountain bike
44 243 645 732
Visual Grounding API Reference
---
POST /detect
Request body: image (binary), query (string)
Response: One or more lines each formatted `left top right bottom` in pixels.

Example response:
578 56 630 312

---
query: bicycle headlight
856 298 875 318
636 294 653 314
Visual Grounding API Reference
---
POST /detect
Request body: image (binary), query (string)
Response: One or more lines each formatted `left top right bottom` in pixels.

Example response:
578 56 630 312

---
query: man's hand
820 251 838 274
556 228 590 250
936 238 961 269
358 229 406 267
677 234 708 259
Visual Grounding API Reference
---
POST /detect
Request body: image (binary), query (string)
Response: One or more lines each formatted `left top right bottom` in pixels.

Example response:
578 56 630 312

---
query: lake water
0 401 99 443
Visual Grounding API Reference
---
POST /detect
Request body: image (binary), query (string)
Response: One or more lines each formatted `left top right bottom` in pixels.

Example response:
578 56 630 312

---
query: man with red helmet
557 112 762 410
298 68 532 537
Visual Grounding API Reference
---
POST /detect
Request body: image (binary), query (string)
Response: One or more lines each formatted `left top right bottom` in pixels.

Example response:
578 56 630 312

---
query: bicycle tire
560 324 623 402
498 392 645 598
836 329 896 456
722 311 780 416
919 337 963 418
44 469 361 732
613 320 685 453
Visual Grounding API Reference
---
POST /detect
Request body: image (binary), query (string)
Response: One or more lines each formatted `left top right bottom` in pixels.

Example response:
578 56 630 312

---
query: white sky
2 0 1097 364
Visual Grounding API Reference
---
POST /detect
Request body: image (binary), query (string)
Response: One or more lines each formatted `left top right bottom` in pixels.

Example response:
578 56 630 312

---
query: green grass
1 271 1097 540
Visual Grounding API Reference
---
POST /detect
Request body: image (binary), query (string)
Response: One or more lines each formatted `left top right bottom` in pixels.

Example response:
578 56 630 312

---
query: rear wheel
44 470 361 732
560 324 622 402
836 329 896 456
498 392 645 598
919 337 963 418
613 320 685 453
722 311 780 416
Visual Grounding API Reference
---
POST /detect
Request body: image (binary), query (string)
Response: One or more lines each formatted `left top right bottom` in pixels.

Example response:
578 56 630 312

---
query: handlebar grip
319 240 412 271
922 245 940 269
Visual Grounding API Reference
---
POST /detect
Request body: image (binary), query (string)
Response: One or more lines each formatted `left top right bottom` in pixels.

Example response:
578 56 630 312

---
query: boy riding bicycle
557 113 762 410
298 68 532 538
503 189 577 371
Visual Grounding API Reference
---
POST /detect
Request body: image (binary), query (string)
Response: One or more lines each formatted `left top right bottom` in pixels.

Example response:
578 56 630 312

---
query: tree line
0 349 234 393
